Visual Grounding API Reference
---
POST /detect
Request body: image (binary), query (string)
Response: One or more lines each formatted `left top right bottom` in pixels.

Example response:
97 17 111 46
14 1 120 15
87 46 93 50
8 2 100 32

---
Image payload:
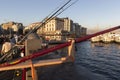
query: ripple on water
76 41 120 80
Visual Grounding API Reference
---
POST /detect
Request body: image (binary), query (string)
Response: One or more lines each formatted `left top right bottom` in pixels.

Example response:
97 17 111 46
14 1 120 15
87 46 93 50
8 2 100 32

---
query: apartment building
80 27 87 37
1 22 24 35
25 17 87 40
62 17 73 32
43 17 65 40
73 23 87 38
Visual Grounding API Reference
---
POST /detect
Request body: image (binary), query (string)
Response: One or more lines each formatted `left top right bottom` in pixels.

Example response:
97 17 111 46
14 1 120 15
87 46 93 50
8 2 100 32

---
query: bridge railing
0 25 120 68
0 26 120 80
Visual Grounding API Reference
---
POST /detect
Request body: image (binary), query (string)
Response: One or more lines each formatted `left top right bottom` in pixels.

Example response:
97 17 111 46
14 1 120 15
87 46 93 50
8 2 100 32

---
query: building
23 22 42 34
24 17 87 40
1 22 24 35
80 27 87 37
73 23 87 38
73 23 81 38
38 17 66 41
1 22 14 30
62 17 73 32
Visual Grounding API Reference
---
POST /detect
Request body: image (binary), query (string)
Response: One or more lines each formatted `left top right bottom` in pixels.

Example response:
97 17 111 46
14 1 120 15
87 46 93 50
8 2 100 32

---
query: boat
100 33 114 43
91 36 101 42
114 34 120 43
101 36 112 43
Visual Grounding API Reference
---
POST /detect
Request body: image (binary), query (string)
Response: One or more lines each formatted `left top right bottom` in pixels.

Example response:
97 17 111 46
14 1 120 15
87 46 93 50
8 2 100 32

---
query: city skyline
0 0 120 30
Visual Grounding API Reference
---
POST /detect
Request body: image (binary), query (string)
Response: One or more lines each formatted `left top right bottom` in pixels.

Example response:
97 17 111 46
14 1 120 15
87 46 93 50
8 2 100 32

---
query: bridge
0 25 119 80
0 0 120 79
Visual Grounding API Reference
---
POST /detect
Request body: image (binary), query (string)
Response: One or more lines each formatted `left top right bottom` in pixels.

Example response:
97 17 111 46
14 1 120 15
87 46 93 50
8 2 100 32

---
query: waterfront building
26 17 66 41
62 17 73 32
73 23 81 38
44 17 64 32
45 30 67 41
80 27 87 37
1 22 14 30
1 22 24 35
38 17 65 40
24 22 42 34
25 17 87 40
26 22 42 30
34 17 64 34
73 23 87 38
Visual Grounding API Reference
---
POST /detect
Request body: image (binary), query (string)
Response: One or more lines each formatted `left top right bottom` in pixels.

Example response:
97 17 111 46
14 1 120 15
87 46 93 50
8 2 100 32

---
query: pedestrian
1 37 14 55
13 34 18 44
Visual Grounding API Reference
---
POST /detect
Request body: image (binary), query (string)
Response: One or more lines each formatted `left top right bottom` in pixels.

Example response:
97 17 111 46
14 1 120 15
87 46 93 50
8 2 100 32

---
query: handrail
0 0 78 62
75 25 120 43
0 25 120 68
0 41 71 67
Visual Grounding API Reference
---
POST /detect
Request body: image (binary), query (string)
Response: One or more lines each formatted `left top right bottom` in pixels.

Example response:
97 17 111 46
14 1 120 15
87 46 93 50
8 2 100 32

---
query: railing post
22 68 26 80
68 39 75 62
30 60 38 80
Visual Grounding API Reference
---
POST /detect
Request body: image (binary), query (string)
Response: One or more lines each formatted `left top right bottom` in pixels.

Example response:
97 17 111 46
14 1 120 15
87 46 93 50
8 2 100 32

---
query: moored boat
101 36 112 43
91 36 101 42
114 34 120 43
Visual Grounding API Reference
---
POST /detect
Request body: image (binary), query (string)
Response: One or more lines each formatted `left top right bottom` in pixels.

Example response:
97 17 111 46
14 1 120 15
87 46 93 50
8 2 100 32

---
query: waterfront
0 40 120 80
37 41 120 80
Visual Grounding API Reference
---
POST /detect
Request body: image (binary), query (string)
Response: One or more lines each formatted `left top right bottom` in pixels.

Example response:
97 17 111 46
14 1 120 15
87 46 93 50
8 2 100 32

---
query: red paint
0 26 119 68
75 26 120 43
22 68 26 80
0 42 71 67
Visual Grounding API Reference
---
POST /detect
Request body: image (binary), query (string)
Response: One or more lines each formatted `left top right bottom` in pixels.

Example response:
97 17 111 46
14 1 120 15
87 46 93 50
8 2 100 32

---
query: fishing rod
0 0 79 63
18 0 72 44
18 0 79 44
40 0 79 28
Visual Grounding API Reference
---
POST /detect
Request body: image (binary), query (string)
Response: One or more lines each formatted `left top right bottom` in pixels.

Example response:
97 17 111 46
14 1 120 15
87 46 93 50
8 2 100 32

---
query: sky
0 0 120 30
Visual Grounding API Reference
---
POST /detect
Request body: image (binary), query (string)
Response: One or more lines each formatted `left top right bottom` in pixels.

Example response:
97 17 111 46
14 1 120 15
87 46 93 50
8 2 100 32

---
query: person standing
1 38 14 55
14 34 19 44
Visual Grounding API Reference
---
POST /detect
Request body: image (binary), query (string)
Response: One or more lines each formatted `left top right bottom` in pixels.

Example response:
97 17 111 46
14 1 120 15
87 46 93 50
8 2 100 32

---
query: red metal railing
0 42 71 67
75 25 120 42
0 25 119 80
0 26 120 67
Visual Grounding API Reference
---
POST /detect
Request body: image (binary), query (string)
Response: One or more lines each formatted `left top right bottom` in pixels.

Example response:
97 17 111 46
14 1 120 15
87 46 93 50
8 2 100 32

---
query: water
6 40 119 80
75 41 120 80
37 41 120 80
0 40 119 80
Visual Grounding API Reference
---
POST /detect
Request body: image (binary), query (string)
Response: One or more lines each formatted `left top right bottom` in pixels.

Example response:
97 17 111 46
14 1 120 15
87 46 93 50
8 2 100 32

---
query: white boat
101 35 112 43
91 36 101 42
114 34 120 43
101 32 115 43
